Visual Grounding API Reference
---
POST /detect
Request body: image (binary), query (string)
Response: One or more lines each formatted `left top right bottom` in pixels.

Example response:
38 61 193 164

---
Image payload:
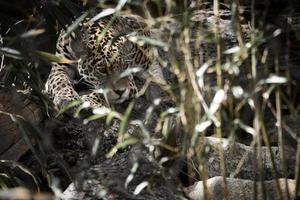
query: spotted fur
45 14 166 109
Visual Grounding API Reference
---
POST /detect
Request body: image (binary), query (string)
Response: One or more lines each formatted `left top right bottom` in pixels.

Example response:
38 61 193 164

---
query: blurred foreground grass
0 0 300 199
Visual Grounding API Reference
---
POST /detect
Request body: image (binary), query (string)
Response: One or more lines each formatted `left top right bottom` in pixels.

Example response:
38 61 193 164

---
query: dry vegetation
0 0 300 199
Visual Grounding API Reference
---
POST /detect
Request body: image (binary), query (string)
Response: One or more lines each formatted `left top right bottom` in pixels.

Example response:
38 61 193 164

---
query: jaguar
45 13 167 109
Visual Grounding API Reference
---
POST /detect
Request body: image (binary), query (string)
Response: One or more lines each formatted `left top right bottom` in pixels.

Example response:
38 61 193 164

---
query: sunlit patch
195 120 212 133
81 101 91 108
209 89 225 115
231 86 244 99
153 98 161 106
92 106 111 115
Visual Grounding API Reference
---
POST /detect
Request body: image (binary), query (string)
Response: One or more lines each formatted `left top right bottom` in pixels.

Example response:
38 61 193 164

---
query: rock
0 87 42 160
266 115 300 146
0 187 53 200
185 176 295 200
62 184 85 200
199 137 295 180
62 147 186 200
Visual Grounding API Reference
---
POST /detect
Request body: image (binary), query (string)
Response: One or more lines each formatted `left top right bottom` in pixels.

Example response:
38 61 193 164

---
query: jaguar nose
114 89 125 96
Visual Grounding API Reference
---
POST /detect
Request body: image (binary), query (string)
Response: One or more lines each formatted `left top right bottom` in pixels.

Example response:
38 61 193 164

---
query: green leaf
34 50 76 64
128 35 169 49
0 47 23 60
63 12 89 38
20 29 45 38
118 101 134 137
107 137 138 158
55 100 82 117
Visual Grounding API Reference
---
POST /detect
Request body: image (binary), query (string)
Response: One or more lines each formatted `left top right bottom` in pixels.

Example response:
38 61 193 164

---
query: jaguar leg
45 63 80 109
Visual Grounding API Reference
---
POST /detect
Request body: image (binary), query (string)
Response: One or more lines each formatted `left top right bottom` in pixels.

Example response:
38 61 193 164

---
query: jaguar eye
97 66 107 74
